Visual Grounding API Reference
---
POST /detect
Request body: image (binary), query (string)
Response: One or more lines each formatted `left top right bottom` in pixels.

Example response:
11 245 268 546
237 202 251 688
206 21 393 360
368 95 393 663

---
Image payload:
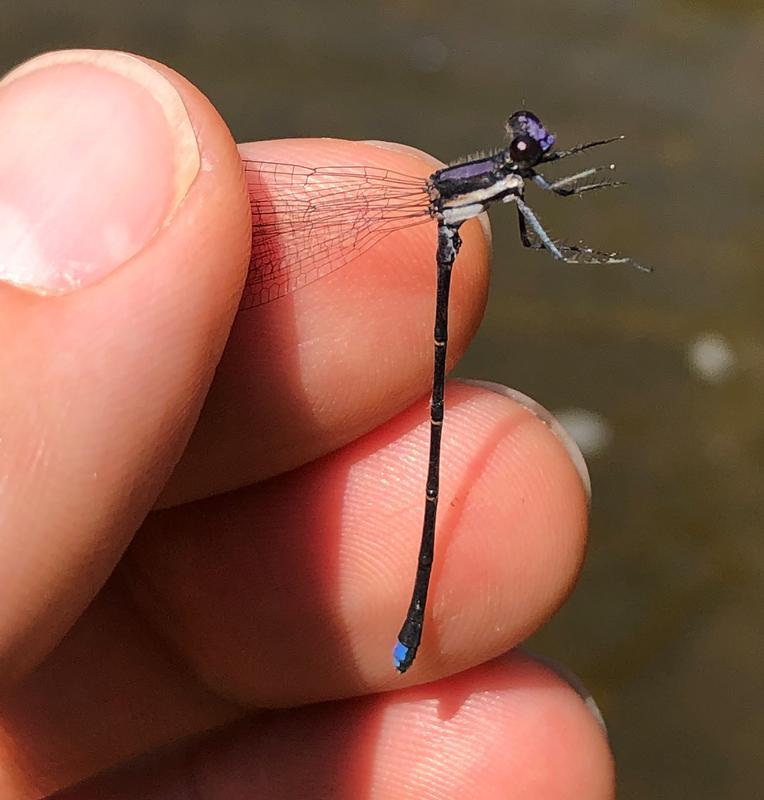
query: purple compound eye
506 110 556 165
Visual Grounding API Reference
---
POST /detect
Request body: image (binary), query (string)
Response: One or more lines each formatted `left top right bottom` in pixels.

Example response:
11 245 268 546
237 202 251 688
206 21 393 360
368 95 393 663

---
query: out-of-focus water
3 1 762 796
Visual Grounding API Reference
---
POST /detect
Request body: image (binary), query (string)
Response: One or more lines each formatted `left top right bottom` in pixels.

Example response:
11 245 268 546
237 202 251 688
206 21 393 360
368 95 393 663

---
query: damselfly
241 110 648 673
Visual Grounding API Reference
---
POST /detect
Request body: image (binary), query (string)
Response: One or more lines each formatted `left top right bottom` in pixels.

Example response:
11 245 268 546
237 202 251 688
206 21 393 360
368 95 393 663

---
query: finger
129 384 589 705
0 49 250 686
0 386 587 793
54 653 613 800
161 138 492 505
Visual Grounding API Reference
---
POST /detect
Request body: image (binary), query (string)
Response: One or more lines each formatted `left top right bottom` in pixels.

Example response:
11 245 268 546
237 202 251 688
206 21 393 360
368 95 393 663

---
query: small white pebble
687 332 736 383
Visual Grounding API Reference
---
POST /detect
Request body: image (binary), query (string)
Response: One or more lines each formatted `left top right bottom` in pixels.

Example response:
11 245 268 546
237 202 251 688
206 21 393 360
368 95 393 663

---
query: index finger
161 138 491 505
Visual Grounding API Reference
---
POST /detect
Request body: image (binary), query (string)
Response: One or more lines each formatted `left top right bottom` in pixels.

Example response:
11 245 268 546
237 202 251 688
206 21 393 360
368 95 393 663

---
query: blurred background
2 1 762 797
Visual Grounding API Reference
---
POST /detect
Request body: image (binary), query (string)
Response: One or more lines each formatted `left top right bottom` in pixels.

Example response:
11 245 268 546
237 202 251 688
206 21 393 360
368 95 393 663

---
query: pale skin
0 51 613 798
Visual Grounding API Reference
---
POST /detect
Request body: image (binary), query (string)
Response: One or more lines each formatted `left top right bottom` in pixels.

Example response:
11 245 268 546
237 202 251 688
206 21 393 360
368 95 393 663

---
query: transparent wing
241 160 433 309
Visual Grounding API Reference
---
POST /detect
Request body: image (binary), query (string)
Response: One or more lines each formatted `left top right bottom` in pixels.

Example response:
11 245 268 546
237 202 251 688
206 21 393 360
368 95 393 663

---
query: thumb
0 50 250 686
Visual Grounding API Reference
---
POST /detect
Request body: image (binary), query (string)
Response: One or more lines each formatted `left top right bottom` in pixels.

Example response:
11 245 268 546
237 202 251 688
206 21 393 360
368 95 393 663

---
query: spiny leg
516 204 533 249
393 221 462 673
514 196 564 259
540 135 624 165
516 202 551 251
514 195 649 270
532 164 624 197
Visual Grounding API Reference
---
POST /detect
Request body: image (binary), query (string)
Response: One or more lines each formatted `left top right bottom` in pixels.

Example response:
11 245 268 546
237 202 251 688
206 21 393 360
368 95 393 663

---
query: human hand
0 50 612 799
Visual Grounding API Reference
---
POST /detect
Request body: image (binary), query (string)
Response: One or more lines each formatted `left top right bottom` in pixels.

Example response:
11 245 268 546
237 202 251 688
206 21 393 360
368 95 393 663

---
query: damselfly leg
532 165 624 197
539 134 625 165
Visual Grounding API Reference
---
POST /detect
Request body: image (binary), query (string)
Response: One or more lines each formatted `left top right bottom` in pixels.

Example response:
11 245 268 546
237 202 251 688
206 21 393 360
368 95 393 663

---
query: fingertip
0 50 203 295
519 647 608 736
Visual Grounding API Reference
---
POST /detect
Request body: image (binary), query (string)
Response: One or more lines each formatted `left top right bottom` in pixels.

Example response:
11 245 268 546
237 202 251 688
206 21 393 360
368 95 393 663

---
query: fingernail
520 647 608 737
362 139 443 168
460 380 591 504
0 50 200 294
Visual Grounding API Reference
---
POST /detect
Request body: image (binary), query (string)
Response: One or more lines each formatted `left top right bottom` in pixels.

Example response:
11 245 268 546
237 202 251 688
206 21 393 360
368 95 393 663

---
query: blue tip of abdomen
393 640 414 673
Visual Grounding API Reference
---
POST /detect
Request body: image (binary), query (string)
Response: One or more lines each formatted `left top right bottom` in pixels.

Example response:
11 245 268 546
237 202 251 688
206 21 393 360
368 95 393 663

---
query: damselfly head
505 109 556 167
